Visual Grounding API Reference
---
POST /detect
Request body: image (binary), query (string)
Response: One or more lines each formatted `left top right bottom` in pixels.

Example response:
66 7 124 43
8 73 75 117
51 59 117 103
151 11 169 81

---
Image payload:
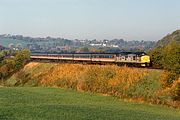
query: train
30 52 151 67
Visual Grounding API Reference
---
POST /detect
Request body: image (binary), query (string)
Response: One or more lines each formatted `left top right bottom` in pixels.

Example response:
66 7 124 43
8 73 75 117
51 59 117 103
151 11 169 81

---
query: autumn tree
14 49 30 71
161 41 180 74
0 49 30 84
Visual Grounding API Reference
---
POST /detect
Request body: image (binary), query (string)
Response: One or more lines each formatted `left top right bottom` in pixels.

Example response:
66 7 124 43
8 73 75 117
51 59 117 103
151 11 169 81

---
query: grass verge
0 87 179 120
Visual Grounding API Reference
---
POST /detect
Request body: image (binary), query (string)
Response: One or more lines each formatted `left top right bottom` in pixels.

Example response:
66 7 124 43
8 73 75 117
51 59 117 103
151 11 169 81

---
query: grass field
0 87 179 120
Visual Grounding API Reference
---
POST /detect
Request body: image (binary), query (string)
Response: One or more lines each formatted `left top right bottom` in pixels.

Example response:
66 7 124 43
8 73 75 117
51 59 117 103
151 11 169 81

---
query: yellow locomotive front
140 55 151 67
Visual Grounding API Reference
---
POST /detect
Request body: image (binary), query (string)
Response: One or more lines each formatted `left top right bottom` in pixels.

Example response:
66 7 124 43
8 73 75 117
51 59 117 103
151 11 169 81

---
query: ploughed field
0 87 179 120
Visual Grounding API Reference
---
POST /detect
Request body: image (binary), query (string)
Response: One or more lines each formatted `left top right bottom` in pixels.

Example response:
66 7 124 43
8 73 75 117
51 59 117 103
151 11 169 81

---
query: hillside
156 30 180 47
149 30 180 75
6 62 180 108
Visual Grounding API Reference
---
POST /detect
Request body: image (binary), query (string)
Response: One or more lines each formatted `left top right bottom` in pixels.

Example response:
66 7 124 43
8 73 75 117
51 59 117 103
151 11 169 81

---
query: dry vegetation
7 62 180 108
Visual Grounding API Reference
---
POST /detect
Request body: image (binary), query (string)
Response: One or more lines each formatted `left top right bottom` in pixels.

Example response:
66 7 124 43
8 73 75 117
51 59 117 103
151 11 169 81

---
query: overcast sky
0 0 179 41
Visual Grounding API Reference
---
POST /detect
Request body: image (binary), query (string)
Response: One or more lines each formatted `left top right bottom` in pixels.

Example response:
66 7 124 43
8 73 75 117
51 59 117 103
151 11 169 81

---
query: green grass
0 87 179 120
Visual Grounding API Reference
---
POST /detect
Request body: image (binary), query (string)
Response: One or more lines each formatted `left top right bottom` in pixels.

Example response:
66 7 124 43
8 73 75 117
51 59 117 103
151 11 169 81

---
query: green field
0 87 179 120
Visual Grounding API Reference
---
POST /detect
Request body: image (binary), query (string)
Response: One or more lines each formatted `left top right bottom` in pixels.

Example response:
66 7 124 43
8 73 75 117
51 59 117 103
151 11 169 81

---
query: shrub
171 79 180 101
0 49 30 84
126 71 161 100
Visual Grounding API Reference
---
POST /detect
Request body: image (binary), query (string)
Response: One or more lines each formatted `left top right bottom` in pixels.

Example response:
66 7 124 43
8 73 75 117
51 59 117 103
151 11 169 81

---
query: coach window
133 56 136 60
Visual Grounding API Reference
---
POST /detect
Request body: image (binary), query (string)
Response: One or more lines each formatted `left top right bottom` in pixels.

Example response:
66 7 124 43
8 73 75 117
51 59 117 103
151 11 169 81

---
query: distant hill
0 34 156 52
155 30 180 47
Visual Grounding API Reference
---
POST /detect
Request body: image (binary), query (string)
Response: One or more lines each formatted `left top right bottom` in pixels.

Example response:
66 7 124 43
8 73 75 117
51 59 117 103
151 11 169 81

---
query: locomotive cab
140 55 151 67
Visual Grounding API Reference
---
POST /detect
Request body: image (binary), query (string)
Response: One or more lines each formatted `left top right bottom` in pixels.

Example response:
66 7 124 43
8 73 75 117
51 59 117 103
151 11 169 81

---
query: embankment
6 62 180 108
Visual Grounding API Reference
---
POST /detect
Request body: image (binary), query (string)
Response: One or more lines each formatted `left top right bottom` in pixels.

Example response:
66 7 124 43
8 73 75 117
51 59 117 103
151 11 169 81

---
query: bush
126 71 161 100
171 79 180 101
0 49 30 84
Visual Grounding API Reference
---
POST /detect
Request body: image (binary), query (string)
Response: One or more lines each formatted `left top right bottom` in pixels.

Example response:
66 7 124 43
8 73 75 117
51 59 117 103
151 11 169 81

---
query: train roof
31 52 147 55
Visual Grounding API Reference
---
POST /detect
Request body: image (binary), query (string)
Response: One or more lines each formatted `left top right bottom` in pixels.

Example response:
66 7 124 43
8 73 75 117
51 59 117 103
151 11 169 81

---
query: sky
0 0 179 41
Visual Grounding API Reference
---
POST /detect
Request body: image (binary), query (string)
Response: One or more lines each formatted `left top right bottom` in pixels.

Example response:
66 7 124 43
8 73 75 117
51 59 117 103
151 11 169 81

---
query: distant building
102 43 107 47
8 43 15 49
111 45 119 48
90 43 102 46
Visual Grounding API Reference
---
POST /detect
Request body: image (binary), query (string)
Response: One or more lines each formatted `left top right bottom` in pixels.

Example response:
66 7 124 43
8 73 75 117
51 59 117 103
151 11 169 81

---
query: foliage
79 47 89 53
0 49 30 84
149 29 180 69
149 41 180 72
170 78 180 101
126 71 161 100
13 49 30 71
149 30 180 87
161 41 180 74
149 43 180 86
0 50 12 64
148 47 163 68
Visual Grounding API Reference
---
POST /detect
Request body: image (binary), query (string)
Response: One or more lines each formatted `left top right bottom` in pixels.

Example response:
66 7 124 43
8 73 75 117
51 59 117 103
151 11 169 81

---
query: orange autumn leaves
38 64 147 91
